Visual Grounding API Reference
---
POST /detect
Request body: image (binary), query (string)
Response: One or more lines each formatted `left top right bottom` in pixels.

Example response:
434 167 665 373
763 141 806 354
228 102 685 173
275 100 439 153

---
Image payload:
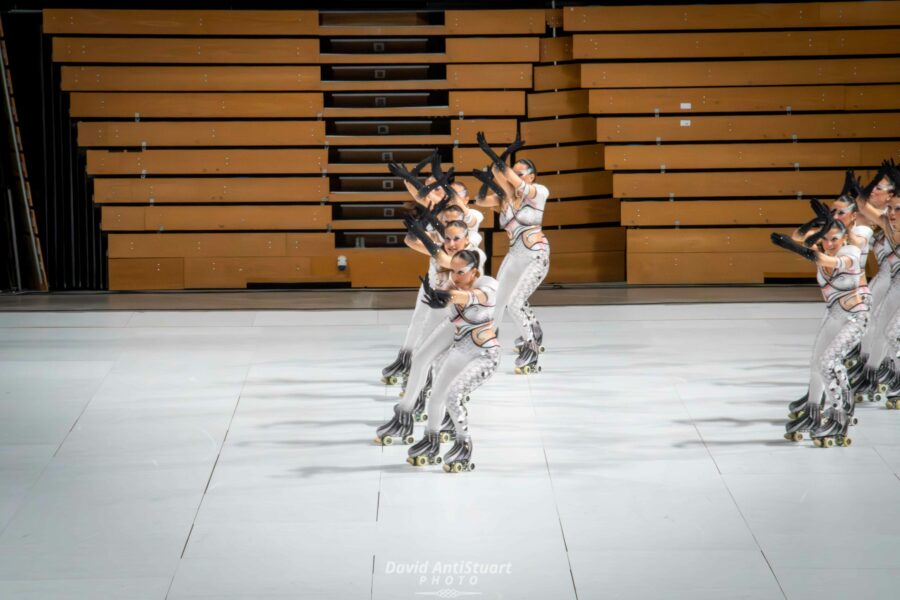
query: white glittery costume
860 218 900 374
423 275 501 442
398 245 487 411
493 182 551 347
806 244 869 412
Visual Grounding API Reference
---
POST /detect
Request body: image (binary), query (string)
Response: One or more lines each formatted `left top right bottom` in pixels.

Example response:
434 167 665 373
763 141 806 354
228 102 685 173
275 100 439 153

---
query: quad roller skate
407 430 442 466
514 340 542 375
875 370 900 408
844 345 862 370
787 392 810 419
374 404 415 446
439 411 456 443
852 365 878 404
811 404 852 448
784 402 821 442
381 349 411 385
514 322 545 354
443 437 475 473
411 370 433 422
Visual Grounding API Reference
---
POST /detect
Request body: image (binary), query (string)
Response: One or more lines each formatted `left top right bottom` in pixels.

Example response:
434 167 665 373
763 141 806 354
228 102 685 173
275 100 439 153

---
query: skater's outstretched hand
419 275 451 308
771 232 818 262
476 131 507 173
405 216 441 257
472 166 507 201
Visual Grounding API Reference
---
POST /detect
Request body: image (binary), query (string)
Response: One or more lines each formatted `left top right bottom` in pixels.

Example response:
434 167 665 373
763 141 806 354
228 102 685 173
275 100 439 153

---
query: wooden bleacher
42 3 900 290
569 1 900 284
44 7 617 290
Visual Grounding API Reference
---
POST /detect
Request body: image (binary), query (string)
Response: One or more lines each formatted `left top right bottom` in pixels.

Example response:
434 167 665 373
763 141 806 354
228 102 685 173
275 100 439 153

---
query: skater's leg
397 319 453 413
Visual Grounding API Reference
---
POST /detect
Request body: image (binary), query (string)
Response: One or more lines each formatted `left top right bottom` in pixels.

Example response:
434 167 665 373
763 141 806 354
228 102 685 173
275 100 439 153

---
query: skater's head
449 181 470 207
818 220 848 255
450 249 481 289
440 204 465 226
424 175 447 204
442 220 469 255
887 195 900 229
830 197 857 229
863 164 895 209
513 159 537 184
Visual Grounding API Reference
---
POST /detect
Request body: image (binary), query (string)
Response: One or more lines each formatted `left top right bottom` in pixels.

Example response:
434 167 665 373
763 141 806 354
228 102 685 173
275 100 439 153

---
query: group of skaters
773 159 900 447
373 132 550 472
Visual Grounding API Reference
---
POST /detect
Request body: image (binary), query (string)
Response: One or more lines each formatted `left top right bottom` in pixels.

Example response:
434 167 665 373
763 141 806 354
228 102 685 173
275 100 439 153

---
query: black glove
499 131 525 161
417 166 456 201
476 131 508 173
472 166 507 201
388 161 425 194
803 199 834 247
424 196 451 235
771 232 817 262
406 218 441 257
410 152 434 178
419 276 451 309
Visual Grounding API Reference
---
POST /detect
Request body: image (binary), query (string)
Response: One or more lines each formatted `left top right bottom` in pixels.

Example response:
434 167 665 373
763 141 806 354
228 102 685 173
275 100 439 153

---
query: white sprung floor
1 303 900 600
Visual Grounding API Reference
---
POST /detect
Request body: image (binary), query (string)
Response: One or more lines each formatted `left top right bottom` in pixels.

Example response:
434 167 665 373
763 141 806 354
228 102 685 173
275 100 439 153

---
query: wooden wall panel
597 113 900 143
53 37 320 63
518 144 604 173
44 9 320 35
614 169 876 198
94 178 328 204
61 66 321 91
70 92 324 118
543 198 619 226
445 38 540 63
108 258 184 290
605 142 900 171
542 171 613 199
588 85 900 115
184 256 346 288
444 10 545 35
621 200 813 227
520 116 596 146
534 63 580 91
582 58 900 89
87 149 326 175
573 30 900 59
101 206 330 231
527 89 589 118
564 3 900 32
78 121 326 147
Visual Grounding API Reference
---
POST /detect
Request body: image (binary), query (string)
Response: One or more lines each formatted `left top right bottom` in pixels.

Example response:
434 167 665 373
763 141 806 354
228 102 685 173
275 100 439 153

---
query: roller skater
381 350 411 386
475 132 550 373
408 249 500 471
846 162 898 402
771 201 869 446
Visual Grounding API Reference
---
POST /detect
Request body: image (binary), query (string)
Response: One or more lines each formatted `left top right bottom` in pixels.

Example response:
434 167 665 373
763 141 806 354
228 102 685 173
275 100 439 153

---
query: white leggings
808 305 868 409
425 337 501 439
863 272 900 370
493 241 550 344
398 318 453 413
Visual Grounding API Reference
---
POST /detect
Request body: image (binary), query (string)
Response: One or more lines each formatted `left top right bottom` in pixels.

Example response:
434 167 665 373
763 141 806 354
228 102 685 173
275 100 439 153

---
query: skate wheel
404 435 415 445
875 394 887 403
539 346 545 354
468 463 475 472
443 463 451 472
536 366 542 373
854 394 866 404
813 438 823 447
784 432 802 442
823 438 835 448
382 436 393 446
887 400 897 409
451 463 463 473
383 376 398 386
845 358 858 368
851 417 859 426
398 391 405 398
878 384 889 394
463 395 470 404
787 411 801 420
523 366 532 374
414 456 427 467
434 456 442 465
421 413 428 422
843 437 853 447
440 432 451 443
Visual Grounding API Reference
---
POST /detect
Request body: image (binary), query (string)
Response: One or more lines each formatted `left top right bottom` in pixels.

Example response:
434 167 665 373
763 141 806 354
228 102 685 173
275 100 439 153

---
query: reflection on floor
1 303 898 599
